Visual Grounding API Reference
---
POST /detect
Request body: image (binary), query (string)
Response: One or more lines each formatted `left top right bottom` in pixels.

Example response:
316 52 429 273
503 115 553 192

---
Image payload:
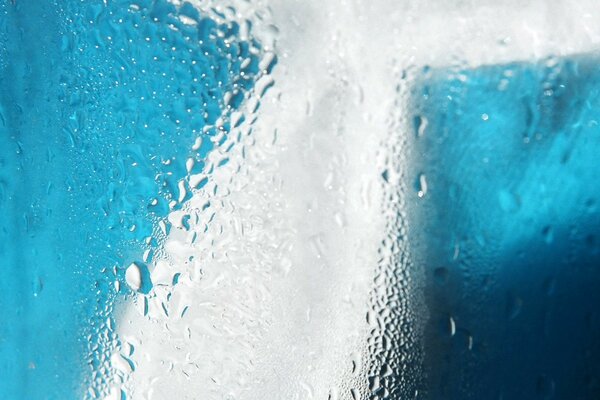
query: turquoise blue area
0 1 267 398
408 56 600 399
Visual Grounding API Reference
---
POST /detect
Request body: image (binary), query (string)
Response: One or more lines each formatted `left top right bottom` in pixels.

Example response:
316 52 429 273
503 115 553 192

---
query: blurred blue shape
409 55 600 398
0 0 263 398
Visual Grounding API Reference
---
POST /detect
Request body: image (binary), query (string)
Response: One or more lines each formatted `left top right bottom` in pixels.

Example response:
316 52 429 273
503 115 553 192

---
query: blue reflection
409 56 600 398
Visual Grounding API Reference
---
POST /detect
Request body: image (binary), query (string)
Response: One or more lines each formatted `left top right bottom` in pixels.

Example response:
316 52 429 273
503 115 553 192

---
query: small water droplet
413 115 428 138
32 277 43 297
441 315 456 337
381 169 389 183
328 387 340 400
416 173 428 198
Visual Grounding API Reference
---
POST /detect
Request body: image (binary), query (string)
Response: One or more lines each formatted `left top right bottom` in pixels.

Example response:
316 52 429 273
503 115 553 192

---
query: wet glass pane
1 1 599 399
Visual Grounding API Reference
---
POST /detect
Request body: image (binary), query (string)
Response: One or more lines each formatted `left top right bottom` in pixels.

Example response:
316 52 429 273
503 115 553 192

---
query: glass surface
1 0 599 399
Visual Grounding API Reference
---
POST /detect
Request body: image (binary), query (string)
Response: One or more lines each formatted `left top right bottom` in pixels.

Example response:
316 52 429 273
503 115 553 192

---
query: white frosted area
397 0 600 67
105 1 600 399
109 1 392 399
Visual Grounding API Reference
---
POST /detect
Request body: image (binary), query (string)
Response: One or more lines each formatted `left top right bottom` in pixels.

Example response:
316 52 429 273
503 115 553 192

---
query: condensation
2 1 600 399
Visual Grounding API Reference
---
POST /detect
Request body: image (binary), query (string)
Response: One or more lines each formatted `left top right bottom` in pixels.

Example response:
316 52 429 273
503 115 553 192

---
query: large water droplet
125 262 153 295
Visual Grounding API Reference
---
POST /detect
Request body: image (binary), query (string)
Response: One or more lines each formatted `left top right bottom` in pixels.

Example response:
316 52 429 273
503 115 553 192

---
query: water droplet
381 169 390 183
441 315 457 337
125 262 153 294
413 115 428 137
416 173 428 198
32 277 44 297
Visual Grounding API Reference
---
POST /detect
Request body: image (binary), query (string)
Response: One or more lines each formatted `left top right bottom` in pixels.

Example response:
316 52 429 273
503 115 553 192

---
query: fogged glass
1 0 599 399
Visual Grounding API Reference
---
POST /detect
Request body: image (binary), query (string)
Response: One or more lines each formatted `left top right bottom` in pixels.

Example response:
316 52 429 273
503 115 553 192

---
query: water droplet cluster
0 0 273 398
